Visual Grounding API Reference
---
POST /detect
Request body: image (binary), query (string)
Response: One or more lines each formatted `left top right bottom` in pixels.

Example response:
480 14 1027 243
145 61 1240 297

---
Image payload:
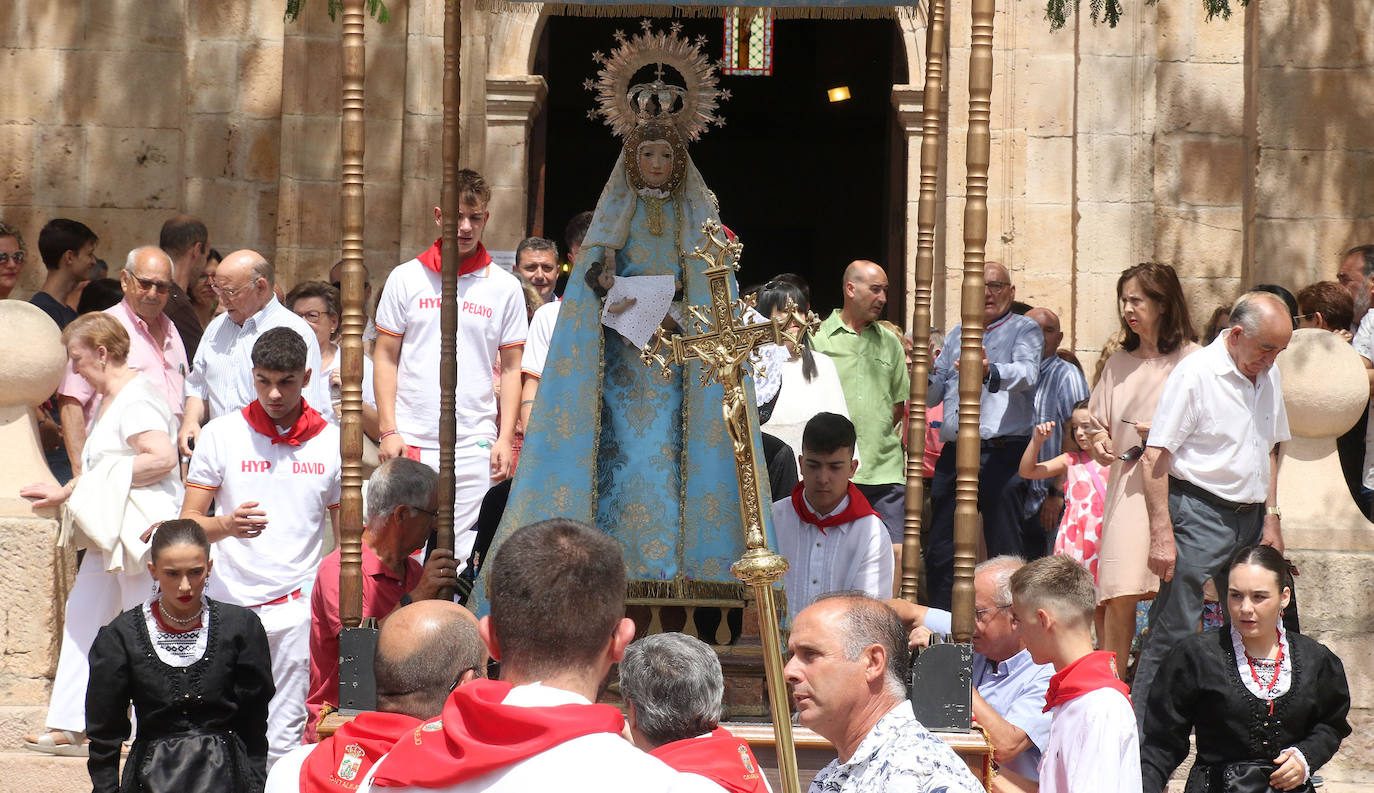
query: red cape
242 399 327 446
650 727 769 793
789 482 879 533
416 238 493 277
301 711 421 792
1043 650 1131 712
369 679 625 788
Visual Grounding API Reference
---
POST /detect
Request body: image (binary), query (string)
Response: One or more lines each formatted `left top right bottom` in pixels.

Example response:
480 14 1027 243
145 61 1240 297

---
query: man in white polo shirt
373 170 526 564
1133 290 1292 729
182 327 341 764
178 249 327 457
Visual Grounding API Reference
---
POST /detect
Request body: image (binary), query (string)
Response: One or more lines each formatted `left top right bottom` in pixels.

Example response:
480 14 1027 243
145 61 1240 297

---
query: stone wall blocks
87 0 183 52
238 44 285 118
0 125 38 207
32 126 85 208
1026 136 1072 205
405 36 444 117
1177 137 1246 207
1155 62 1245 137
281 116 342 182
299 37 343 117
365 42 408 121
1256 148 1364 220
1251 218 1321 289
2 50 68 125
64 50 184 129
363 182 403 252
84 127 180 211
188 41 240 115
1078 134 1138 204
1259 68 1374 152
1258 0 1374 69
1154 206 1244 277
190 3 251 39
1079 56 1140 136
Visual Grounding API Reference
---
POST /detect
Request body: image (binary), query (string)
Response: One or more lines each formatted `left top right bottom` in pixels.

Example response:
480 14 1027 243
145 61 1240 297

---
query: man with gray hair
515 236 559 305
1336 244 1374 333
304 457 458 742
1134 290 1292 728
785 593 982 793
179 248 327 457
54 245 189 474
620 634 769 793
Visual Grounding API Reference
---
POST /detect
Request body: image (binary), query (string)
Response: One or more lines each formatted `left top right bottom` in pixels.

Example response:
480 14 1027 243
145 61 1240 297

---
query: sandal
23 729 88 757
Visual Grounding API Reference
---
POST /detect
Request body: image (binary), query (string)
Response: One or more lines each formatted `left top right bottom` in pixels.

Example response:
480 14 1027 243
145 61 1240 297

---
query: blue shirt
1025 354 1091 516
927 312 1043 442
974 647 1056 781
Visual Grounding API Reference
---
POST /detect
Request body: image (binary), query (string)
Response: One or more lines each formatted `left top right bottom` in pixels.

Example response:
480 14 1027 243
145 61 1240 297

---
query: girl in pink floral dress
1018 400 1109 582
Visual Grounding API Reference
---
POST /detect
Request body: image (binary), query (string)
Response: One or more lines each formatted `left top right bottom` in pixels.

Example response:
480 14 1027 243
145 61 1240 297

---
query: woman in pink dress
1087 262 1200 674
1018 400 1109 581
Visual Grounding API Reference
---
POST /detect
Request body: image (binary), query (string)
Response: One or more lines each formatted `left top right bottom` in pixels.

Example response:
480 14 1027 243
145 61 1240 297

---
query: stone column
483 75 548 251
891 85 927 333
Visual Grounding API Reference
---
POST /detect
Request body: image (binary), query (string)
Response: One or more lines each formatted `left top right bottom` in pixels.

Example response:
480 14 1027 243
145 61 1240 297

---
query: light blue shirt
927 312 1043 442
184 297 328 420
1025 354 1091 517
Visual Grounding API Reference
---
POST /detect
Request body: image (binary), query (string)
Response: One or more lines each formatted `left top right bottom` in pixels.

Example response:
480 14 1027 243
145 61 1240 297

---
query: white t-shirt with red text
186 411 341 607
375 259 527 449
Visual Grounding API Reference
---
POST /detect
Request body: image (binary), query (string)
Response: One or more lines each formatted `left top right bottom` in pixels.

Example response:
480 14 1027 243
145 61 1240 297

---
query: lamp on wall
827 86 851 103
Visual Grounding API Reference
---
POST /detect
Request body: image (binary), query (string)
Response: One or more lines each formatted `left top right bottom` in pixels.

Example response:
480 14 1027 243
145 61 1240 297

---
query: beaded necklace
1242 627 1285 716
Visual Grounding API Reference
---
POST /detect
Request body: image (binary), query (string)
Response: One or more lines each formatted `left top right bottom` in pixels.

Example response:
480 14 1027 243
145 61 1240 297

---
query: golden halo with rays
586 23 728 143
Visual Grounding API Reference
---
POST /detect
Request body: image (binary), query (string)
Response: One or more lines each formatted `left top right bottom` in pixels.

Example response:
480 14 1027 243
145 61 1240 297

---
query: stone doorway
528 15 908 316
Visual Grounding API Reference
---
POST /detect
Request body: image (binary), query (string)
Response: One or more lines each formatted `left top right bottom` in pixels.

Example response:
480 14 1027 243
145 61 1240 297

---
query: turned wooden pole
338 0 366 629
951 0 996 643
436 0 462 598
900 0 948 604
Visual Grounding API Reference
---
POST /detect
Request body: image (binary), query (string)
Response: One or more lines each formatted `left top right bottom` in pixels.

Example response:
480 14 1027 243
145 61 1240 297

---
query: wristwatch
1266 505 1282 518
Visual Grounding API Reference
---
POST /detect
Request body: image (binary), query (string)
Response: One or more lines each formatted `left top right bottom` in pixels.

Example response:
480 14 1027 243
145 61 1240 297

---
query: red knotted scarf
650 727 769 793
300 711 421 792
1042 650 1131 712
789 482 879 534
416 239 492 277
242 399 327 446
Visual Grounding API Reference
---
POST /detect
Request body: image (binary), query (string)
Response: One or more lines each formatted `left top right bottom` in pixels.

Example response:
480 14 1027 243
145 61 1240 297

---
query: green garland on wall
1044 0 1248 30
284 0 392 24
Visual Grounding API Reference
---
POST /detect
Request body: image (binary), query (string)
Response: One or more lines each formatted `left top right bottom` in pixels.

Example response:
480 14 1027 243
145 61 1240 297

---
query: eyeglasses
212 280 256 299
129 274 172 294
411 505 439 523
295 310 327 323
974 604 1011 621
985 281 1010 293
0 251 26 265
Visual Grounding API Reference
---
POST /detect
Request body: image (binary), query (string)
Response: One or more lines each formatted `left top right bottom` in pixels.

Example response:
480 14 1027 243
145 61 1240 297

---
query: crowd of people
1 167 1360 792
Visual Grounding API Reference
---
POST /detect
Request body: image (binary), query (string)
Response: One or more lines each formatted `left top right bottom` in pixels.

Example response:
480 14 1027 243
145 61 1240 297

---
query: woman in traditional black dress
1141 545 1351 793
86 520 274 793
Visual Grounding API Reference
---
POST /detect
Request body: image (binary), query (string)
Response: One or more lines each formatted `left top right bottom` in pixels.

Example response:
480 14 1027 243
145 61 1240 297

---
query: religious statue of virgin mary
471 24 776 608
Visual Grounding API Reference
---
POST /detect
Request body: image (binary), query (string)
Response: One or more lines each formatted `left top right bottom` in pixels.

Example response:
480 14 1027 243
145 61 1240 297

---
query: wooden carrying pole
338 0 367 630
951 0 997 642
435 0 462 597
900 0 948 603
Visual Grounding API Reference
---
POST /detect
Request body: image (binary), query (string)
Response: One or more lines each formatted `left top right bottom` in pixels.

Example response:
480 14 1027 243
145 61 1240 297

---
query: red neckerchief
416 239 492 277
301 711 421 792
1042 650 1131 712
242 399 328 447
369 679 625 788
650 727 769 793
1243 627 1285 716
789 482 879 534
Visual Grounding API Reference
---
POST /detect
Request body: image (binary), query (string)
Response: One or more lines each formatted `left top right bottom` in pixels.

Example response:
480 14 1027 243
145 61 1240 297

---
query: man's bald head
841 260 888 328
1026 307 1062 361
1226 291 1294 382
215 249 275 323
375 601 486 720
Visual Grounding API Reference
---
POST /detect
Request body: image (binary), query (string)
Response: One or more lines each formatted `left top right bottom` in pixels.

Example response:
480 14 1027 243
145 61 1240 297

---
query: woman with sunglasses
1086 262 1200 676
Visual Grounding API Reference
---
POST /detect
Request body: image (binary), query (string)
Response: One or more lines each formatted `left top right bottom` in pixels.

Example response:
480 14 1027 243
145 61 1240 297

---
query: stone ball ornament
1276 328 1368 439
0 300 67 406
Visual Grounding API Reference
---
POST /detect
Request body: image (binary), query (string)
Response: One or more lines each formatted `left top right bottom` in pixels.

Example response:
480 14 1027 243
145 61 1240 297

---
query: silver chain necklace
158 599 203 627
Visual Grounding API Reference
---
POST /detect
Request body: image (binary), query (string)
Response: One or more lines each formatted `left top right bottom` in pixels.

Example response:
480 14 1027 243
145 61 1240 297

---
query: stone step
0 750 90 792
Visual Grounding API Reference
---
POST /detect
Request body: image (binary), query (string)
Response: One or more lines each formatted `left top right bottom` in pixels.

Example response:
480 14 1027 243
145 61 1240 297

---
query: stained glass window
723 8 774 77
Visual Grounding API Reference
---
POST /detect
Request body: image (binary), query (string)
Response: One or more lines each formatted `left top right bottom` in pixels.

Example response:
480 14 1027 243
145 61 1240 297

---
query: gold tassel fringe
475 0 919 21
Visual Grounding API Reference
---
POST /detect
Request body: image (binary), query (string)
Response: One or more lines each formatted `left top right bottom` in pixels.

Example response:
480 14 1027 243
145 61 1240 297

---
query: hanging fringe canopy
474 0 920 21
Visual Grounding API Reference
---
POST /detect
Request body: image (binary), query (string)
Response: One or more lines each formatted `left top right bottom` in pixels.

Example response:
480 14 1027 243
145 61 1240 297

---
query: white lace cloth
142 598 211 668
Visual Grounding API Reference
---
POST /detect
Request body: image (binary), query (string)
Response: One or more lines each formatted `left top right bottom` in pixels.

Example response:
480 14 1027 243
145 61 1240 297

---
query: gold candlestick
640 218 816 793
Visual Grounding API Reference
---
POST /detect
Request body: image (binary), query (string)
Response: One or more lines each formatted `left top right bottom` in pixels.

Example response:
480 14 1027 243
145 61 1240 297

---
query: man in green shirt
812 260 910 584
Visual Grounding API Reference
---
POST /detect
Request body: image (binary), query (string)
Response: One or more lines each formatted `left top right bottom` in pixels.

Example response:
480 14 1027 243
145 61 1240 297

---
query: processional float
328 0 1000 787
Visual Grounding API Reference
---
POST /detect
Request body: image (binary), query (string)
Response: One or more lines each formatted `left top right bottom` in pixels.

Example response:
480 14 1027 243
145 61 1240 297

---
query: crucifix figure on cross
639 217 818 793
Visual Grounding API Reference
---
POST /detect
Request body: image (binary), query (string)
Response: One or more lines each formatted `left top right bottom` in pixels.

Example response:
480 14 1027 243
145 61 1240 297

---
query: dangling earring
100 359 107 369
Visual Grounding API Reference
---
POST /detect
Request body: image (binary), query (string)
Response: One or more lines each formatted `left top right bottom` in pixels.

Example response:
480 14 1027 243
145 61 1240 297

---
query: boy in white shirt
373 170 526 565
1009 554 1140 793
181 327 341 764
772 412 893 623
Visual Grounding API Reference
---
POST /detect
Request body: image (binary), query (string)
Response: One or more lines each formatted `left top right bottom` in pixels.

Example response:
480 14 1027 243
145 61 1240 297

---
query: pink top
57 299 188 424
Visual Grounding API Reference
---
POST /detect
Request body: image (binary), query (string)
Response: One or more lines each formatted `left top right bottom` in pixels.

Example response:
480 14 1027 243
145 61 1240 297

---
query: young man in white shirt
373 170 527 565
1009 555 1139 793
772 412 893 623
181 327 341 765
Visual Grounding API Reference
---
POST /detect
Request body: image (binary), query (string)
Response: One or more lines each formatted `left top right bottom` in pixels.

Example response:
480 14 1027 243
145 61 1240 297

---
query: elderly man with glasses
178 249 327 458
302 457 460 743
890 555 1055 787
925 262 1043 610
54 245 189 475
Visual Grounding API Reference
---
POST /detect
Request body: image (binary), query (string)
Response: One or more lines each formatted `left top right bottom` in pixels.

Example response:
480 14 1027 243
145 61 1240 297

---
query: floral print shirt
810 701 984 793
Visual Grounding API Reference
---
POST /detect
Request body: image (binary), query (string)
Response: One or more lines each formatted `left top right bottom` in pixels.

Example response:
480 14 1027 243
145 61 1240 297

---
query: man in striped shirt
1024 307 1089 558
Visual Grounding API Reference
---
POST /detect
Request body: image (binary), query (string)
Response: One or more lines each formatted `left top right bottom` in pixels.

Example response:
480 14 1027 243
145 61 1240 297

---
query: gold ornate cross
639 217 817 793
